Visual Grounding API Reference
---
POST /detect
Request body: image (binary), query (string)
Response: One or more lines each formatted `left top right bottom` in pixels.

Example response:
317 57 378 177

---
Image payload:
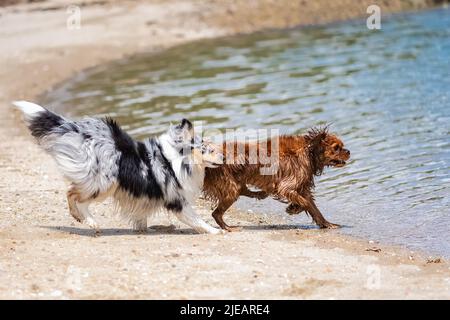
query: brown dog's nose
344 149 350 156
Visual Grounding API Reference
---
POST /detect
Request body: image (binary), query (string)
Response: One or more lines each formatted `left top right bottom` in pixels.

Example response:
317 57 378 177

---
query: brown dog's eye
332 144 340 151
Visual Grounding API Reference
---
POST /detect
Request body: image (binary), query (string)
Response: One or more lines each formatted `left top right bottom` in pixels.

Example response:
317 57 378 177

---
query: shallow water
42 9 450 256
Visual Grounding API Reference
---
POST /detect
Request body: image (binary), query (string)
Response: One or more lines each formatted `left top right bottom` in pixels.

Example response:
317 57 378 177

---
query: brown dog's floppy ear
305 126 329 176
306 126 328 152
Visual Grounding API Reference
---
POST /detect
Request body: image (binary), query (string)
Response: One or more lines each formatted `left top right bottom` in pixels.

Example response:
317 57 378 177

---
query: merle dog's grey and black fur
14 101 223 234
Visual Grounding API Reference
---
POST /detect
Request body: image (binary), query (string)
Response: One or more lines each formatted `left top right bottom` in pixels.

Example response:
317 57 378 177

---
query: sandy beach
0 0 449 299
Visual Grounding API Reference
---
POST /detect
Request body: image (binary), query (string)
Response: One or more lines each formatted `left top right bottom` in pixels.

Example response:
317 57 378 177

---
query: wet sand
0 0 449 299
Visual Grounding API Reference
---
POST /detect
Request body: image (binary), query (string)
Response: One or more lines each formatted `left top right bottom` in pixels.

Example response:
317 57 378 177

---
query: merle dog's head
168 118 194 146
168 119 223 168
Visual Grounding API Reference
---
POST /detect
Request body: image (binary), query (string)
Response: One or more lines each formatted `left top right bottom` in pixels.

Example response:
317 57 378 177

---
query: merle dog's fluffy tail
13 101 66 140
12 101 119 200
12 100 86 181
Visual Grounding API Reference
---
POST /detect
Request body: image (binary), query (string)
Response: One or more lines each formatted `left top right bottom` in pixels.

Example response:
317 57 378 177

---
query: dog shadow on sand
41 225 195 237
241 224 351 231
41 223 349 237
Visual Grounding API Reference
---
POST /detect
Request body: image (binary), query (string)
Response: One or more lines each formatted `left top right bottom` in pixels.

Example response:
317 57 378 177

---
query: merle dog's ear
169 118 194 144
179 118 193 130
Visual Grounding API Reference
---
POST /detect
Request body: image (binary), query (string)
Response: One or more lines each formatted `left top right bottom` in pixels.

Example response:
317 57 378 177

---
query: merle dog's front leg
172 204 223 234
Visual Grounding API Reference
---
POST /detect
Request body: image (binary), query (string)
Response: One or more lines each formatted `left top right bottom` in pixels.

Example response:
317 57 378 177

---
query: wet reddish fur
203 128 350 231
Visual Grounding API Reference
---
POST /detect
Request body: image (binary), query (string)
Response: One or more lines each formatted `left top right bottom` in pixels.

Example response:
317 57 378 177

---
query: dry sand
0 0 449 299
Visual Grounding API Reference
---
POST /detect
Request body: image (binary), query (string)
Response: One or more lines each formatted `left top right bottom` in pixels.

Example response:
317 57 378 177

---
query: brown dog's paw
285 203 304 215
320 222 341 229
224 225 242 232
255 192 269 200
245 190 268 200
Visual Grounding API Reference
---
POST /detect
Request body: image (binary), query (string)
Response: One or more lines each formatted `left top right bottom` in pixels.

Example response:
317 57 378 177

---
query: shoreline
1 0 449 299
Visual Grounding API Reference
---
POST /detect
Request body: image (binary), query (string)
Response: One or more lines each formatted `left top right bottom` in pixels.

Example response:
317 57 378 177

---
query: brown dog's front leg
282 192 340 229
306 199 340 229
212 198 241 232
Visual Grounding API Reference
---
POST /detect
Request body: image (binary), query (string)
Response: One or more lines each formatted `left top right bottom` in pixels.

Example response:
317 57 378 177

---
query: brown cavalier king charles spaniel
203 127 350 231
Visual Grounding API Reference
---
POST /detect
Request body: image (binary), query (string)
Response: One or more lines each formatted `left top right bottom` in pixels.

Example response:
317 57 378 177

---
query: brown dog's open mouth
329 160 346 167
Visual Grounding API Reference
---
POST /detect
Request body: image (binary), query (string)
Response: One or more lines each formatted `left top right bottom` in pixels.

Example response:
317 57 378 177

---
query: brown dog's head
305 127 350 175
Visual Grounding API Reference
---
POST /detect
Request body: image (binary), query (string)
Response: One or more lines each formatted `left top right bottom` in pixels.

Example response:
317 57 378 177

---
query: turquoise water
43 9 450 256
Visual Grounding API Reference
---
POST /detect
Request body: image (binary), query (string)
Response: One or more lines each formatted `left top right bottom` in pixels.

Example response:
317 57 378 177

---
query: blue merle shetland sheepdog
13 101 223 234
